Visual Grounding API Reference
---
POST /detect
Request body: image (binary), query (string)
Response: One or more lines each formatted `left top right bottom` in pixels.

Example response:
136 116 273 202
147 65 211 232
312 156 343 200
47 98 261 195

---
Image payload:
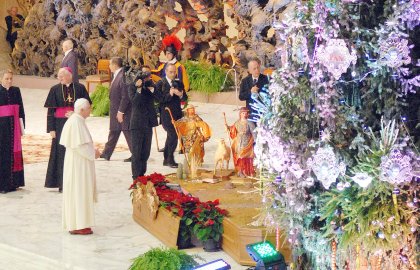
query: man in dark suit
155 64 187 168
5 7 24 49
129 67 160 178
239 58 269 119
61 40 79 84
100 57 132 161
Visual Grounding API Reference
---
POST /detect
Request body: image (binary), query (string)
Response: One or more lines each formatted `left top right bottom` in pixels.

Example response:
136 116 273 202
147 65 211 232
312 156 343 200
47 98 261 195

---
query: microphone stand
221 67 239 110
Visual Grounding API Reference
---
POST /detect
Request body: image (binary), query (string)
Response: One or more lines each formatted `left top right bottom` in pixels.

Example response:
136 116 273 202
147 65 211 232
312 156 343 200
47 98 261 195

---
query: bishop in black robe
0 84 25 193
44 80 91 191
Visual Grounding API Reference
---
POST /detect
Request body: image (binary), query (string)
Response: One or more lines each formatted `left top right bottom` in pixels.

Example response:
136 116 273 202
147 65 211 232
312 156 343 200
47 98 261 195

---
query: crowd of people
0 32 268 234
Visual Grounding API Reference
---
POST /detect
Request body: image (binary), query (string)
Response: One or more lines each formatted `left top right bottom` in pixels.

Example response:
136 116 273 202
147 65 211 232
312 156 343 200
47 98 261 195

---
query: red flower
205 219 215 226
217 208 228 216
192 208 202 215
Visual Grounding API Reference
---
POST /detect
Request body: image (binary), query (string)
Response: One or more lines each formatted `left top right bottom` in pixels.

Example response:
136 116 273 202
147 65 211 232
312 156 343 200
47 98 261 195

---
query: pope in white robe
60 98 99 235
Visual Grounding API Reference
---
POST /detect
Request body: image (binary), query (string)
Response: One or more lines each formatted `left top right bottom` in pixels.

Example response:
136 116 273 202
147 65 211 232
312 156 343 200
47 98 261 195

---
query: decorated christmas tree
252 0 419 269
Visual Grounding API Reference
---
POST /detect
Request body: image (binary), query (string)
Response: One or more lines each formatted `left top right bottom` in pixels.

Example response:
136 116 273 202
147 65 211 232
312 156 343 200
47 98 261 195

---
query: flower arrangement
192 199 228 243
129 173 228 249
158 188 200 248
129 172 168 189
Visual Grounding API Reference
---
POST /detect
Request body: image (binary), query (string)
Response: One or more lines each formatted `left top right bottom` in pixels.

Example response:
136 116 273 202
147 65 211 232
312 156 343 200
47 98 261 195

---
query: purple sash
55 107 74 118
0 104 23 172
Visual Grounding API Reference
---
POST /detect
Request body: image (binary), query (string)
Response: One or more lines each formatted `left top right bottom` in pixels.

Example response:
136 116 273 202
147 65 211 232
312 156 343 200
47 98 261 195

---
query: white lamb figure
214 138 231 175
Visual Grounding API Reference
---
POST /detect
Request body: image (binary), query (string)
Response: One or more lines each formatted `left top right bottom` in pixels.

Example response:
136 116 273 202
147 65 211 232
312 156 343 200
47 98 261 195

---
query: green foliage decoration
128 247 201 270
321 120 416 252
183 61 233 94
90 84 110 116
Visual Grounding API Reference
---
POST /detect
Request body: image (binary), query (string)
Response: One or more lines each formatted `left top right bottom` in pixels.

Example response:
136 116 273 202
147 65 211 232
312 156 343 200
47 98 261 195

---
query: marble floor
0 88 250 270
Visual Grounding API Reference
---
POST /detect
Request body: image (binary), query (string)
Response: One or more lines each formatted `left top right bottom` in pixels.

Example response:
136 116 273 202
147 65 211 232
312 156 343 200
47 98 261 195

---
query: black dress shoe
163 160 169 166
158 148 165 153
100 154 110 161
0 190 7 194
168 162 178 168
124 157 132 162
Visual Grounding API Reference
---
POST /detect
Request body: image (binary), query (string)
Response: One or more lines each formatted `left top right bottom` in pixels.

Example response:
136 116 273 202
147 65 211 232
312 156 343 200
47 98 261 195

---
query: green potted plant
183 60 233 94
161 198 198 249
89 84 110 116
129 246 202 270
192 199 228 251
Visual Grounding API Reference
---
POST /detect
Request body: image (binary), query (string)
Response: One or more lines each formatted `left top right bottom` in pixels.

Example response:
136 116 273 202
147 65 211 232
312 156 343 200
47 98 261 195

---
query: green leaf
90 84 110 116
185 218 193 226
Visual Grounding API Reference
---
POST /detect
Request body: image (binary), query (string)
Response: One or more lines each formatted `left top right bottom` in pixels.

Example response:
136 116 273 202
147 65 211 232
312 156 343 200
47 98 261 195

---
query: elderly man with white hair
44 67 91 192
60 98 99 235
5 6 25 49
61 39 79 83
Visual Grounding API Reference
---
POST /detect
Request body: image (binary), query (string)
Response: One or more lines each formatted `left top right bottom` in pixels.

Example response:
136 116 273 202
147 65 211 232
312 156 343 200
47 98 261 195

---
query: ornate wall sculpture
12 0 290 80
17 0 38 14
226 0 291 77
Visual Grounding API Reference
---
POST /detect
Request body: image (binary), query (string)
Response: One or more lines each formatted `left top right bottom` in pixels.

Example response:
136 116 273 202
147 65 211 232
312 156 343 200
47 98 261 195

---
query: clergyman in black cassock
44 68 91 192
0 70 25 193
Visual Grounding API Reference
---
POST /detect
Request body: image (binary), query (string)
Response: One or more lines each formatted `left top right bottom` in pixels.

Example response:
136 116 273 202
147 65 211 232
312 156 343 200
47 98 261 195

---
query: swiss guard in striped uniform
153 34 189 92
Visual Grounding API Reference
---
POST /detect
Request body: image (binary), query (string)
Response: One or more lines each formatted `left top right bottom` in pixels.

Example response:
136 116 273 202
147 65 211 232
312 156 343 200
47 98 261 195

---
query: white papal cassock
60 113 97 231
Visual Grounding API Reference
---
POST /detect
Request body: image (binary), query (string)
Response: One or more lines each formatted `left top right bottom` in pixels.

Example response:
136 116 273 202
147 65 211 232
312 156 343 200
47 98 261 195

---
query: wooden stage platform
132 171 291 267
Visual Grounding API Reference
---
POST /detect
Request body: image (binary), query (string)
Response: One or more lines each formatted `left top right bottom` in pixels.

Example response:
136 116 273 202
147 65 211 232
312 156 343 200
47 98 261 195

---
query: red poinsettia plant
158 190 201 248
129 173 228 248
192 199 228 242
129 173 167 190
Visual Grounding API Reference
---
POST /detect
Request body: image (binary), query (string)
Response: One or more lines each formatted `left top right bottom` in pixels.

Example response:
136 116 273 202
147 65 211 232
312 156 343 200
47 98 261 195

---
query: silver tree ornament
380 149 413 185
307 146 346 189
